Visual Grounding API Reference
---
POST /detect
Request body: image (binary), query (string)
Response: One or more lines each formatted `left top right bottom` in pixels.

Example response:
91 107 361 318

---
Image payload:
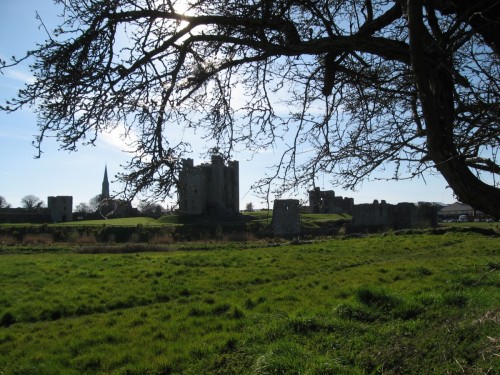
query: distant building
178 155 239 216
438 202 483 220
102 165 110 199
48 196 73 222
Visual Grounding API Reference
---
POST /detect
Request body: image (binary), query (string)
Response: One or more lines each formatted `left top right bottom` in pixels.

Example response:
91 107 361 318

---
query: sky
0 0 457 210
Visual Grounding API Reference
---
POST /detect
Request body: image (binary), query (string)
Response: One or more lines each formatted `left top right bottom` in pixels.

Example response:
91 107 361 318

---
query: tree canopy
0 196 10 209
1 0 499 216
21 195 44 210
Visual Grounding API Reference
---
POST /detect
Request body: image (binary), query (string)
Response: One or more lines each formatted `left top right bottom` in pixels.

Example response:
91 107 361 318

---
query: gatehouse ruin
308 187 354 214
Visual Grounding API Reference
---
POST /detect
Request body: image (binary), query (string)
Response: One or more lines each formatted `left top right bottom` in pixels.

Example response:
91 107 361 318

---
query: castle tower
178 157 239 216
102 165 110 199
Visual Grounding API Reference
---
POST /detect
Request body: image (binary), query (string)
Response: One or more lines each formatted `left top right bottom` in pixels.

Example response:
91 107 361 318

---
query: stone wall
350 200 438 232
0 208 51 224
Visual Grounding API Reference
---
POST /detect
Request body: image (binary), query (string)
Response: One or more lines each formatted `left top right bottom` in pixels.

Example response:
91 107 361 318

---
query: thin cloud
5 69 36 85
99 127 137 153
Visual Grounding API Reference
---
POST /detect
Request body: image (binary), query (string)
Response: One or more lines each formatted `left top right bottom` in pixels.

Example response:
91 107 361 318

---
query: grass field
60 217 170 226
0 230 499 374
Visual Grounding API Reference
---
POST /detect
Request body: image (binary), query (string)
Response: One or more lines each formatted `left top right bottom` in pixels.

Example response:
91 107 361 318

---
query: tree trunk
407 0 500 218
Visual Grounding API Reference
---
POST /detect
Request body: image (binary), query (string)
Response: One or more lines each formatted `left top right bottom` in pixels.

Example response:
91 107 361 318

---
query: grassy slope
0 232 498 374
52 212 351 230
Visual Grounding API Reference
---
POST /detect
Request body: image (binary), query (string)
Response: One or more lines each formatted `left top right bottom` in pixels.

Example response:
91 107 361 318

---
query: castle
178 155 239 216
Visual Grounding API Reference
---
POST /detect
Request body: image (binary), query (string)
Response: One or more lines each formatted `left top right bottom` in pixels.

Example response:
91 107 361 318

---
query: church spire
102 165 110 199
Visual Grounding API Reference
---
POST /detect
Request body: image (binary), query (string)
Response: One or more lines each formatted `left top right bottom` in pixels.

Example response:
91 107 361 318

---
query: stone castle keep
178 155 239 216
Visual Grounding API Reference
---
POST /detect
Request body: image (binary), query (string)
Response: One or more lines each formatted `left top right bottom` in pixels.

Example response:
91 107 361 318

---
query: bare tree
137 200 163 216
21 195 43 210
1 0 499 216
75 202 93 213
89 193 121 219
89 194 104 212
245 202 254 212
0 196 10 209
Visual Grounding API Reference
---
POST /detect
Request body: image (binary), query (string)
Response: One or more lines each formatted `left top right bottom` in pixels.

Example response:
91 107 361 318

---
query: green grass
58 217 167 226
441 221 500 230
0 217 170 228
242 211 350 230
301 213 351 229
241 210 273 218
0 231 498 374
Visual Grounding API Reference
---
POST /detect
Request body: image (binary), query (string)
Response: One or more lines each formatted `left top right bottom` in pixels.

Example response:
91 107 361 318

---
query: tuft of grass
0 312 15 327
442 292 469 308
253 340 309 374
355 287 402 311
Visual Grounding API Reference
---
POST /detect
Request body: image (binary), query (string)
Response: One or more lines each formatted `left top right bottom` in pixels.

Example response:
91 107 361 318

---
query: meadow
0 230 498 374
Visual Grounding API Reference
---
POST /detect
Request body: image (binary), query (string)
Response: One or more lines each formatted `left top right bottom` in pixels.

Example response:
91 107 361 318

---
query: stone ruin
350 200 439 232
178 155 239 216
48 196 73 222
308 187 353 215
272 199 301 237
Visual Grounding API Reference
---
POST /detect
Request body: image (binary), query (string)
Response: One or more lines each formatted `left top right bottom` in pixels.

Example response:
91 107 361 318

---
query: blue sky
0 0 457 209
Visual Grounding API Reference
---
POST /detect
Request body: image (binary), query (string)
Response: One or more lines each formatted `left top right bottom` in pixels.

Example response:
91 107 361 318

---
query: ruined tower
308 187 354 214
48 196 73 222
102 165 110 199
178 155 239 216
272 199 301 236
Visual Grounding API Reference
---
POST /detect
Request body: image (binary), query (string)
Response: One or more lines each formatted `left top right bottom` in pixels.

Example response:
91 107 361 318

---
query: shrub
0 234 17 245
74 234 97 245
223 231 257 242
22 233 54 245
149 233 175 244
